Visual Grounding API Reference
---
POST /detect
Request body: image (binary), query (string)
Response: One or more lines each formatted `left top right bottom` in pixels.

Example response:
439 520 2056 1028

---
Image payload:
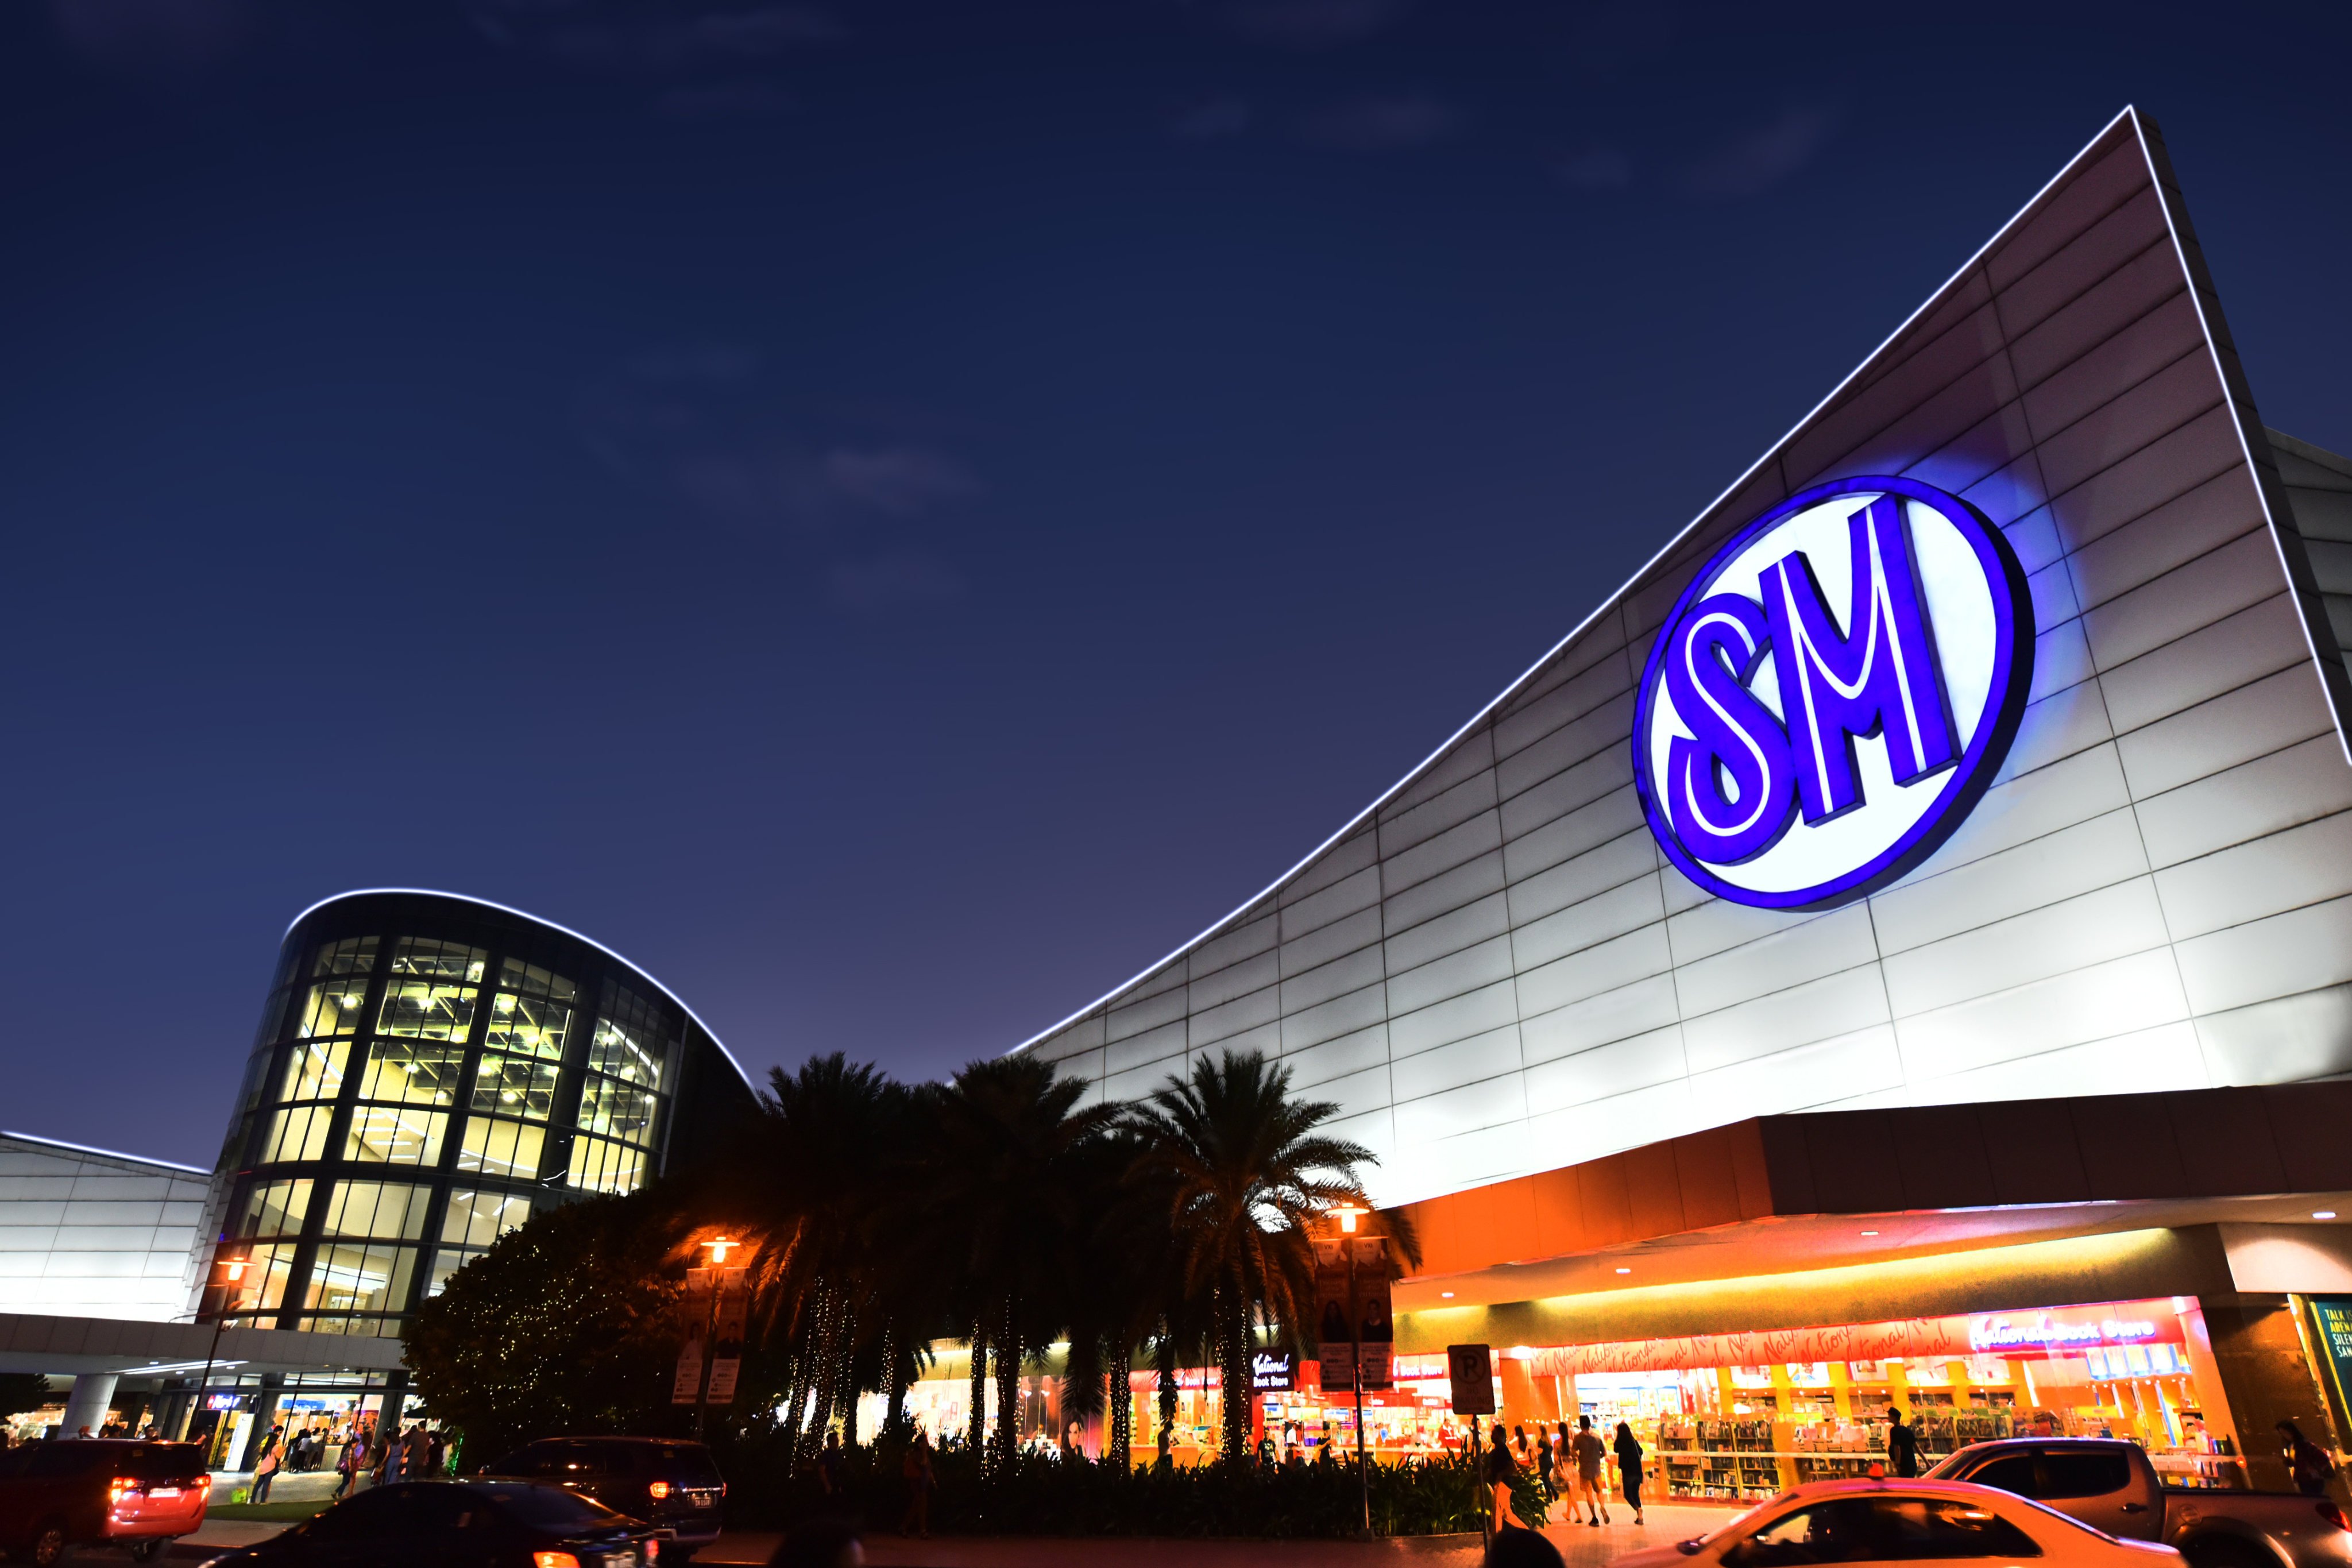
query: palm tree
918 1055 1125 1465
1125 1049 1396 1467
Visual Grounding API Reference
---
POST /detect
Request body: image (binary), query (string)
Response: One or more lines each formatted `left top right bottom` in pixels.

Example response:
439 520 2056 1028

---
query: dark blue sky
4 0 2346 1166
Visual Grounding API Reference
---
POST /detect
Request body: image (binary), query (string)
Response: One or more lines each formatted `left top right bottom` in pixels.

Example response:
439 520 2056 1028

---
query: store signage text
1634 477 2033 909
1967 1312 2158 1353
1253 1352 1296 1391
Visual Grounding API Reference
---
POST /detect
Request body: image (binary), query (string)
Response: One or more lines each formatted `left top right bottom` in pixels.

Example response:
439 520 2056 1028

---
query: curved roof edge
2 1129 210 1175
285 888 756 1093
1009 105 2149 1058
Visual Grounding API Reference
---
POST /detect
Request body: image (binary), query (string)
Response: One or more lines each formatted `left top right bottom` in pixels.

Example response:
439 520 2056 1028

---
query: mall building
1004 107 2352 1489
1 890 757 1465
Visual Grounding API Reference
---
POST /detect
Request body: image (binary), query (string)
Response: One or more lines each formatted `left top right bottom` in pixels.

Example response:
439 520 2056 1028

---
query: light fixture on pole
1327 1202 1374 1536
184 1255 248 1446
692 1236 740 1442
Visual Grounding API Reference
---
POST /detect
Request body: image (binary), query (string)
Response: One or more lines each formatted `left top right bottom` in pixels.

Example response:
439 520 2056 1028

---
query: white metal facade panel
0 1135 210 1322
1017 110 2352 1208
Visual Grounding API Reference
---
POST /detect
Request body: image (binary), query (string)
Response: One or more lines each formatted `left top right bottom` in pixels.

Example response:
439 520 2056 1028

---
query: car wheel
2185 1538 2273 1568
26 1519 69 1566
128 1538 167 1563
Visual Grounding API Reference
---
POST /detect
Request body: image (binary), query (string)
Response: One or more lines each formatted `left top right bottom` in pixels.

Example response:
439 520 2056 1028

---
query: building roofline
1 1130 209 1176
1010 106 2146 1057
283 888 756 1094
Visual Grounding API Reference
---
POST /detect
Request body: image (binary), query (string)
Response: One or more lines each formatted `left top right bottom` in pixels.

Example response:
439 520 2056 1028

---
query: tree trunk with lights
991 1292 1021 1466
1155 1328 1177 1467
1218 1281 1252 1467
965 1327 987 1455
1108 1337 1132 1472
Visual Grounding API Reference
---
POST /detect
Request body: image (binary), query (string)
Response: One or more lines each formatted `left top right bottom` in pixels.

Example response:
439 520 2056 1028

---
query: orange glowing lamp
1330 1203 1368 1234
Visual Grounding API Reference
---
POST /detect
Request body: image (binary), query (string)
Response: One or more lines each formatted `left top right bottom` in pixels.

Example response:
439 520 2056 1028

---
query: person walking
1552 1422 1573 1497
898 1427 935 1539
376 1420 403 1487
2279 1420 2338 1497
402 1423 431 1480
1613 1420 1646 1525
1886 1406 1918 1479
333 1435 361 1500
1534 1424 1555 1501
1571 1414 1609 1525
1486 1423 1529 1532
250 1427 284 1504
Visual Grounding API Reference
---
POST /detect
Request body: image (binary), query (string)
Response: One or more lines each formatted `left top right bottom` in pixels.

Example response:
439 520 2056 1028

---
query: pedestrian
1886 1405 1918 1479
1552 1422 1573 1496
377 1421 403 1486
333 1435 361 1500
816 1428 844 1496
1485 1422 1530 1532
1571 1413 1609 1524
1613 1420 1646 1525
898 1427 934 1539
252 1427 284 1504
1513 1423 1530 1466
402 1422 431 1480
1534 1424 1555 1500
2279 1420 2338 1497
428 1428 447 1477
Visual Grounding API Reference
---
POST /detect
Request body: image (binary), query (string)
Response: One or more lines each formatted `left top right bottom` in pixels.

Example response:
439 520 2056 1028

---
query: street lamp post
183 1256 248 1450
1332 1203 1372 1537
692 1237 738 1443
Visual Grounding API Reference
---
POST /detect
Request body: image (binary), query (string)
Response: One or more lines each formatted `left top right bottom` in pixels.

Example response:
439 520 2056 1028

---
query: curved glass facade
199 891 756 1337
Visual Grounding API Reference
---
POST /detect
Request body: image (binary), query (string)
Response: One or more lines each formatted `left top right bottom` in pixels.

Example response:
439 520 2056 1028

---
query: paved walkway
690 1500 1737 1566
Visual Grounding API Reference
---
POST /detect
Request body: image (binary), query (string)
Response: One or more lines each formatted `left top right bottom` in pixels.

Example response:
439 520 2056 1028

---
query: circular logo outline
1632 474 2036 910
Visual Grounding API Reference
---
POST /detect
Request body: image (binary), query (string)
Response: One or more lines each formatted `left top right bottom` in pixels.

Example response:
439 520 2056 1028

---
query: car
480 1436 726 1547
1609 1477 2185 1568
1926 1438 2352 1568
206 1478 669 1568
0 1438 211 1566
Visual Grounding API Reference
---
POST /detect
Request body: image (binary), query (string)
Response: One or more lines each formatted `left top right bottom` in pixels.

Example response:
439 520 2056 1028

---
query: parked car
1611 1477 2184 1568
1928 1438 2352 1568
207 1478 668 1568
0 1438 210 1566
481 1437 726 1547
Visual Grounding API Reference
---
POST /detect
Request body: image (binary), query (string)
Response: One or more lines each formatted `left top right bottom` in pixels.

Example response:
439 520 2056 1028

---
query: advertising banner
1252 1351 1296 1391
706 1274 750 1405
671 1340 704 1405
2308 1297 2352 1428
1312 1236 1393 1391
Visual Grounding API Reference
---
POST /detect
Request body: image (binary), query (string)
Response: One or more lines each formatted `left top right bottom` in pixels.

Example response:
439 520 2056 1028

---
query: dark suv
0 1439 210 1565
482 1438 725 1546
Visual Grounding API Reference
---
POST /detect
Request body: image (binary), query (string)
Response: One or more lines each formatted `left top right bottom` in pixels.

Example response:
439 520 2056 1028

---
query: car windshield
486 1485 629 1530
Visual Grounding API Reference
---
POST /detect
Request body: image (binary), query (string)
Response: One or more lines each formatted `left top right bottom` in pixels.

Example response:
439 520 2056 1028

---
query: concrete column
2200 1294 2332 1493
61 1372 120 1436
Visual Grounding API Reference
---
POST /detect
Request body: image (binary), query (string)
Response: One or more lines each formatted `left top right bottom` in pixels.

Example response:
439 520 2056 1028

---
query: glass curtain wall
202 901 691 1335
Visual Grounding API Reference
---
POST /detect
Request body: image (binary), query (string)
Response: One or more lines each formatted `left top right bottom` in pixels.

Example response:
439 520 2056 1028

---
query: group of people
248 1415 445 1503
1485 1415 1647 1531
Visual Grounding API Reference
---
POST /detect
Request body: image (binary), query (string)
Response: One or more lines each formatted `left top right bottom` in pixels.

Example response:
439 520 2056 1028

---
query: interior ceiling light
2317 1211 2339 1220
1615 1266 1632 1275
1861 1229 1880 1236
1440 1291 1455 1299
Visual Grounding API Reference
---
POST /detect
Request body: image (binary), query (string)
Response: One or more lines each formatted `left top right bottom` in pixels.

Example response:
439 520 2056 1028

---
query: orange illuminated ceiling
1379 1083 2352 1314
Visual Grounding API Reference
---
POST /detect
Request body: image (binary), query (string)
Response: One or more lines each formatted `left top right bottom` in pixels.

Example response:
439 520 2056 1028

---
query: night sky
4 1 2346 1168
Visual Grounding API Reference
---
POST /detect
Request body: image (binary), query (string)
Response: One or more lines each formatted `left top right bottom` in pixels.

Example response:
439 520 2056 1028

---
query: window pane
261 1104 334 1164
389 936 487 982
484 991 572 1060
472 1052 561 1119
277 1041 350 1104
376 981 480 1041
567 1135 644 1196
216 1242 299 1316
344 1107 448 1167
2041 1450 2132 1499
441 1190 531 1248
457 1117 546 1180
312 937 378 976
585 1018 665 1088
1871 1498 2043 1560
496 958 578 1004
295 982 372 1040
426 1247 478 1296
577 1078 658 1142
233 1179 314 1239
357 1040 467 1106
320 1180 432 1240
304 1242 418 1315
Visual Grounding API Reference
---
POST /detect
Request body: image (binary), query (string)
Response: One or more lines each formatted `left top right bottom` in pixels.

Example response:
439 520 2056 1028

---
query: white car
1610 1478 2187 1568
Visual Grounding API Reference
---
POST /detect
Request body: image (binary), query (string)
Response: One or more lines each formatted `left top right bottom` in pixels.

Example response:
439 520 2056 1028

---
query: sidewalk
690 1500 1733 1566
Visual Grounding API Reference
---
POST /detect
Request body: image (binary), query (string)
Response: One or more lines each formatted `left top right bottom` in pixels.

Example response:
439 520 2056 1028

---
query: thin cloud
1300 94 1456 152
1227 0 1411 46
825 549 968 612
1170 100 1251 141
47 0 260 77
1558 148 1633 191
1683 107 1839 198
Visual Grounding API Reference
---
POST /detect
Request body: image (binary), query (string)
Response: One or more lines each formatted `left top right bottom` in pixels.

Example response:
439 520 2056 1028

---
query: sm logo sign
1633 477 2034 909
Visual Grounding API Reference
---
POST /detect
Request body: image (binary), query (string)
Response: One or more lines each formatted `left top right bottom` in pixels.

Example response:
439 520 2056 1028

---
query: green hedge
720 1438 1548 1539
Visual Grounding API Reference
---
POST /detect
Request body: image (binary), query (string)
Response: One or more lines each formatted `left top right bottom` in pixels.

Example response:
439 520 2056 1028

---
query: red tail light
646 1541 661 1562
109 1477 138 1506
647 1480 671 1500
2318 1503 2347 1532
